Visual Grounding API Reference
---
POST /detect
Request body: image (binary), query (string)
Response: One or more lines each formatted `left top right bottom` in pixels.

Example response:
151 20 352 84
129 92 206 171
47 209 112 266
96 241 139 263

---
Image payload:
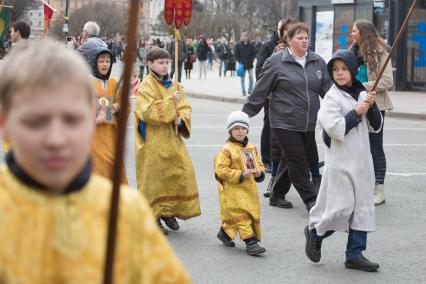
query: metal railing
410 48 426 91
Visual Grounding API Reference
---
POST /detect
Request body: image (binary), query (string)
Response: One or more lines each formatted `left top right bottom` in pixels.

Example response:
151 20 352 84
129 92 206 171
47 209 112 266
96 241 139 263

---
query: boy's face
230 126 248 142
332 59 352 87
97 53 111 76
0 83 95 193
10 27 21 43
148 58 169 76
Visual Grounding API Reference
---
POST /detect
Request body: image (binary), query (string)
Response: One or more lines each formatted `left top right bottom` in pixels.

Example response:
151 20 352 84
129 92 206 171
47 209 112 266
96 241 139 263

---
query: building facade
298 0 426 91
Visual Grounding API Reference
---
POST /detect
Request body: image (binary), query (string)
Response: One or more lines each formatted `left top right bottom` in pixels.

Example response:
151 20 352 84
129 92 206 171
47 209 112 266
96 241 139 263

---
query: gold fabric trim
150 192 199 207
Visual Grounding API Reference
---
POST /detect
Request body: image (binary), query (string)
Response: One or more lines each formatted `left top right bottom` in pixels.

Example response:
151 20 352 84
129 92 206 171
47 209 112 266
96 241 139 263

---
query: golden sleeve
128 191 192 284
135 84 178 125
214 149 242 184
253 146 265 172
176 84 192 138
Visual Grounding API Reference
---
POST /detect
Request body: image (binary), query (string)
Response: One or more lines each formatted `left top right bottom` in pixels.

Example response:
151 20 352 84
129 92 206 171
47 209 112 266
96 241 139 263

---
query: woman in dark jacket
243 22 332 211
184 38 195 79
196 36 210 79
226 40 237 76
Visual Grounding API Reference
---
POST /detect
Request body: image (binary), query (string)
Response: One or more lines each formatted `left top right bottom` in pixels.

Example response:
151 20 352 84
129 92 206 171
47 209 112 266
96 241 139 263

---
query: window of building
333 5 354 51
355 2 373 21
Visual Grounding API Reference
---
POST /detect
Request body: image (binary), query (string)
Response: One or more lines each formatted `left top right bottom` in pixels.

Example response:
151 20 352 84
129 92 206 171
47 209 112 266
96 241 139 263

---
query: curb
187 92 426 120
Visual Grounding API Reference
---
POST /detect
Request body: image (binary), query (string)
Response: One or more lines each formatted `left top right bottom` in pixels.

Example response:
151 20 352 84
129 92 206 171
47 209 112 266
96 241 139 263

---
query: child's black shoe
245 240 266 256
345 256 379 272
162 217 179 231
304 225 322 262
217 228 235 247
157 219 168 235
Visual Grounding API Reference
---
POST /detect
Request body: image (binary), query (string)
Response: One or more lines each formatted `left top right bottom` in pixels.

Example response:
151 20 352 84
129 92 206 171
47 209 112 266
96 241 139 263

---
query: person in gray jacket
242 22 332 211
76 21 107 66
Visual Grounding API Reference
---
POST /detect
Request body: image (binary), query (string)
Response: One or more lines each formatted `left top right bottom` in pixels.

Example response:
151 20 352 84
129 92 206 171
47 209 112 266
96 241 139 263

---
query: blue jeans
240 68 253 95
309 228 367 261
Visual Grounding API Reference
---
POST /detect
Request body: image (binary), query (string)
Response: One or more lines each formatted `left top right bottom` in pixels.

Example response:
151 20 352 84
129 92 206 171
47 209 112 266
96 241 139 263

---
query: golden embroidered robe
0 166 191 283
214 141 264 241
91 77 129 184
135 75 201 220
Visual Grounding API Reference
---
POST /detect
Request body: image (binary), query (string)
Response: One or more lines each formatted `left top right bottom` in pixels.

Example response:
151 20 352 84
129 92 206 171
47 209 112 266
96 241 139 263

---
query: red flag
43 2 54 37
182 0 192 26
164 0 192 28
164 0 175 25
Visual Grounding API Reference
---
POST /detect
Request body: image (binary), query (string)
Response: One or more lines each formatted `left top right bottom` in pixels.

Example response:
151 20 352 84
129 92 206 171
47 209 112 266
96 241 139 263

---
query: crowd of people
0 15 396 282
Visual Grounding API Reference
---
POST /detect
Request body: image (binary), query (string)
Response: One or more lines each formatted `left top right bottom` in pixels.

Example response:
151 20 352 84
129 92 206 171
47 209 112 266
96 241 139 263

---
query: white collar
288 47 307 59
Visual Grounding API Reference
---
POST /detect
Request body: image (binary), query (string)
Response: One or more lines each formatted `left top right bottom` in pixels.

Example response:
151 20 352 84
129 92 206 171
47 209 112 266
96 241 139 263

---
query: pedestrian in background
76 21 107 66
137 38 148 81
226 40 237 77
350 20 393 205
196 35 210 79
184 38 195 79
214 111 266 256
168 37 186 83
236 32 256 96
216 38 230 77
305 49 382 272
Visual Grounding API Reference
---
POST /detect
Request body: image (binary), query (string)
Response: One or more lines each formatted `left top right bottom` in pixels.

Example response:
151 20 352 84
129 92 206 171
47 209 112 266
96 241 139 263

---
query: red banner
164 0 192 28
43 2 54 37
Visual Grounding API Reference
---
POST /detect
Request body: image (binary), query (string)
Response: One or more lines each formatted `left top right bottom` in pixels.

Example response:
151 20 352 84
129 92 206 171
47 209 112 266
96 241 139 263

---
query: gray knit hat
226 111 250 132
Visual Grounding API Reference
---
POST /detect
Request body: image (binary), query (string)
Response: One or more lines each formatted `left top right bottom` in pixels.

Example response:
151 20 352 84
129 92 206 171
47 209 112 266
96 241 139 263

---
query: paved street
124 97 426 283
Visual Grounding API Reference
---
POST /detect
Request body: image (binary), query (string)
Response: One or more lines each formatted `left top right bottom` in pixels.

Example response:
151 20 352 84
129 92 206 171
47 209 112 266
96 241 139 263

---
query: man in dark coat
235 32 256 96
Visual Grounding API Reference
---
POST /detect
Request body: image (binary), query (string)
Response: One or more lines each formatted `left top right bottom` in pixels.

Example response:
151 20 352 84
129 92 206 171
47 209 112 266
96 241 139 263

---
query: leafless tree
3 0 38 22
51 1 125 39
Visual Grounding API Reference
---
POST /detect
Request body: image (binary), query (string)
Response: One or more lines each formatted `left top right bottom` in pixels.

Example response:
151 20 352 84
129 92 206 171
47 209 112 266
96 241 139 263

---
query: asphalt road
152 98 426 284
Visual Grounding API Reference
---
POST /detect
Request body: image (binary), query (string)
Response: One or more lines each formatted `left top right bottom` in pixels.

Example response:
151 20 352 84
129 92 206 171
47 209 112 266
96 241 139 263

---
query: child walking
214 111 266 256
90 47 129 184
135 47 201 234
304 49 382 271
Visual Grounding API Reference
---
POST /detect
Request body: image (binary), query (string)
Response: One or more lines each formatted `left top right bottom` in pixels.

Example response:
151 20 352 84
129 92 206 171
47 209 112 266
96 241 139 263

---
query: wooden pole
371 0 419 92
102 0 140 283
173 28 179 136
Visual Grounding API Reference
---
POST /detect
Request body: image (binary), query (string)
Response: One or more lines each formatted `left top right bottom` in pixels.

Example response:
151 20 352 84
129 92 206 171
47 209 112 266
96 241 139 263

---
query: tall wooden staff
164 0 192 135
102 1 140 284
371 0 419 92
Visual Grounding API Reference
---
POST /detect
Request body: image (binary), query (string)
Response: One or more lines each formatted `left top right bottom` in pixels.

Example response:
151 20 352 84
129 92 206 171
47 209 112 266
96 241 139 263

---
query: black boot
304 226 322 263
162 217 179 231
305 199 316 212
345 256 379 272
269 197 293 208
157 219 168 235
217 228 235 247
244 239 266 256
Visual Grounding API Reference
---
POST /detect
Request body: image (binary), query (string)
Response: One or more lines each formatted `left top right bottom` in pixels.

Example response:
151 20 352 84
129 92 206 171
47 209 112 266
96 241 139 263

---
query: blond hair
0 39 93 114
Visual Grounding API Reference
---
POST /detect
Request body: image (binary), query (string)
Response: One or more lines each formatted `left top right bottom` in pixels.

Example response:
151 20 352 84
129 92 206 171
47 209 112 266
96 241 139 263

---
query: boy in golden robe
0 40 191 283
135 48 201 234
91 47 129 184
214 111 266 256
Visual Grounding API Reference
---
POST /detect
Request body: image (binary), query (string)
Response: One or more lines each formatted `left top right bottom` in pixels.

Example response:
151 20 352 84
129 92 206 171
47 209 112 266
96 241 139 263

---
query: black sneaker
304 225 322 263
345 256 380 272
305 199 316 212
245 241 266 256
217 229 235 247
157 219 168 235
269 197 293 208
162 217 179 231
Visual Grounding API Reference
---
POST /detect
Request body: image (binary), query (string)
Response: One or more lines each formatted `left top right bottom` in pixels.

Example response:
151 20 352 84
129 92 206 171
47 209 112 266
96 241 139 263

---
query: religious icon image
242 149 258 172
96 95 113 123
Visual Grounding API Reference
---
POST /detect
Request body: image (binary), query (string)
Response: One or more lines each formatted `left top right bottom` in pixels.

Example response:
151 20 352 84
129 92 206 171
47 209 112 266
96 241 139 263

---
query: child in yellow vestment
135 47 201 234
90 47 129 184
0 40 191 284
214 111 266 256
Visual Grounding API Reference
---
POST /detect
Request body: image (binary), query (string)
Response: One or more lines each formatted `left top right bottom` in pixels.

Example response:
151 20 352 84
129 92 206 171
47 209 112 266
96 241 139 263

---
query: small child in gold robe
214 111 266 256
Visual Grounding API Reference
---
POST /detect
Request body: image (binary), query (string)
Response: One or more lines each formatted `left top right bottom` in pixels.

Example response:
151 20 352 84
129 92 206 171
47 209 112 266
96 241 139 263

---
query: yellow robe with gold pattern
214 141 264 241
135 75 201 220
0 166 191 284
91 77 129 184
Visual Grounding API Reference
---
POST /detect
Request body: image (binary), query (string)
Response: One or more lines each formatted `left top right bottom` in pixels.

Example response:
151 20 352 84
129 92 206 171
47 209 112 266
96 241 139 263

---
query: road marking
388 172 426 177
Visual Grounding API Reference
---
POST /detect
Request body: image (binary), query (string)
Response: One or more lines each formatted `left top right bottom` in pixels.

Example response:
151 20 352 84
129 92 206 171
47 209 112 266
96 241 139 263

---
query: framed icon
96 95 113 124
241 149 258 172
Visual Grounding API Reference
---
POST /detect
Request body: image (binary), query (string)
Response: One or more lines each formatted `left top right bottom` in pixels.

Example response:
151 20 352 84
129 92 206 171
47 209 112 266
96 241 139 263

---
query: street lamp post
63 0 70 40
